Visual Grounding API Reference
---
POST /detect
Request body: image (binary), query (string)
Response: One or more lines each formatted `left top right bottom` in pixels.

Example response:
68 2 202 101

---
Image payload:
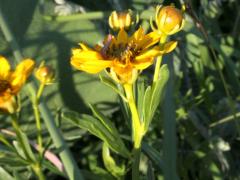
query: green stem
123 84 143 180
132 148 141 180
10 114 33 162
0 7 84 180
153 56 163 83
153 36 167 83
32 163 46 180
37 83 45 100
33 83 45 155
123 84 143 149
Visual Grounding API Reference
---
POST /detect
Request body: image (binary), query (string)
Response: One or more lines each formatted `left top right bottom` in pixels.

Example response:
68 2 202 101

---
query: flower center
0 80 10 93
108 42 140 64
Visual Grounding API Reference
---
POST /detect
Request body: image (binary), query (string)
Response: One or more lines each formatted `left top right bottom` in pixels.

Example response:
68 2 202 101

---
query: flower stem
153 55 163 83
153 35 167 83
123 83 143 180
132 148 141 180
32 163 46 180
10 114 34 162
123 84 143 149
33 83 45 155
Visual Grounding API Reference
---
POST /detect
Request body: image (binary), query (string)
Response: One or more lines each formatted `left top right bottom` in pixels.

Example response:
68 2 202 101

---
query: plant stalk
153 35 167 83
123 83 143 180
33 83 45 155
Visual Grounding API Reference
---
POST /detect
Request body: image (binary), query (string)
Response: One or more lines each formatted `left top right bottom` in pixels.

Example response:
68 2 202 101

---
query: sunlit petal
10 59 35 93
163 41 178 53
0 56 10 80
136 47 162 61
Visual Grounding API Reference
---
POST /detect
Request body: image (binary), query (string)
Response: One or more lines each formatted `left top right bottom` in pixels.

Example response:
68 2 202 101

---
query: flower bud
35 63 55 85
155 5 184 35
108 10 132 31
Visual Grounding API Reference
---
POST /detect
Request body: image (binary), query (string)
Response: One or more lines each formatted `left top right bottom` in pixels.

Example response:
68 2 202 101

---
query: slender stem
37 83 45 100
153 36 167 83
32 163 46 180
10 114 34 162
33 83 45 154
123 83 143 180
132 148 141 180
123 84 143 149
0 8 84 180
153 56 163 83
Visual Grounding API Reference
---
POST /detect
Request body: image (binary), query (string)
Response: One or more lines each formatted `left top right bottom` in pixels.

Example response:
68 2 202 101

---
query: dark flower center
0 80 10 93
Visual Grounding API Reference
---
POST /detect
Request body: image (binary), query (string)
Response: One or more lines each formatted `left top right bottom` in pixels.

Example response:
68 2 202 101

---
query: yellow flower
71 27 177 84
154 5 184 35
35 62 55 85
109 10 132 30
0 56 35 113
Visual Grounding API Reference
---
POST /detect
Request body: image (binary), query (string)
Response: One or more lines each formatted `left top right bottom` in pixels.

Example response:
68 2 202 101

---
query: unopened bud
109 10 132 31
155 5 184 35
35 64 55 85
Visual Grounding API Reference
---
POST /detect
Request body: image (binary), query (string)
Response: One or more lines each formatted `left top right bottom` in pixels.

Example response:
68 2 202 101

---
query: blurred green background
1 0 240 179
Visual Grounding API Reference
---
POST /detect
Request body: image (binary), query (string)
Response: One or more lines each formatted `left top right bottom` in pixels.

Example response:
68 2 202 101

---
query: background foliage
1 0 240 179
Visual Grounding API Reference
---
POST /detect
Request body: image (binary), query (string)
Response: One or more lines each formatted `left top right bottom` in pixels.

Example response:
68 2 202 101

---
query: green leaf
42 160 65 177
62 111 130 158
0 167 14 180
142 142 163 172
15 130 36 162
102 143 125 178
99 75 127 101
81 169 115 180
136 78 146 121
143 65 170 132
146 161 155 180
89 104 118 134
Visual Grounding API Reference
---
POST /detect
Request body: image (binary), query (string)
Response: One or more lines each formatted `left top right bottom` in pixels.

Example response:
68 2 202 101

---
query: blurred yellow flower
154 5 184 35
0 56 35 113
109 10 132 30
71 27 177 84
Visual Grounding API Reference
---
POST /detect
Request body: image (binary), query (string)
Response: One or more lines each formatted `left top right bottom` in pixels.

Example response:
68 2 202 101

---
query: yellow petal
72 50 103 60
130 27 144 43
10 59 35 93
135 47 162 61
139 31 161 49
14 59 35 77
0 56 10 80
117 29 128 44
71 57 112 74
79 43 92 51
133 59 153 70
71 50 112 73
163 41 178 53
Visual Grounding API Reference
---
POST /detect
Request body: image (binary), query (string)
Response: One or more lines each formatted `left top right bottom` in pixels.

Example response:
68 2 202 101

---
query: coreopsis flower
109 10 132 30
0 56 35 113
71 27 177 84
153 5 184 35
35 63 55 85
